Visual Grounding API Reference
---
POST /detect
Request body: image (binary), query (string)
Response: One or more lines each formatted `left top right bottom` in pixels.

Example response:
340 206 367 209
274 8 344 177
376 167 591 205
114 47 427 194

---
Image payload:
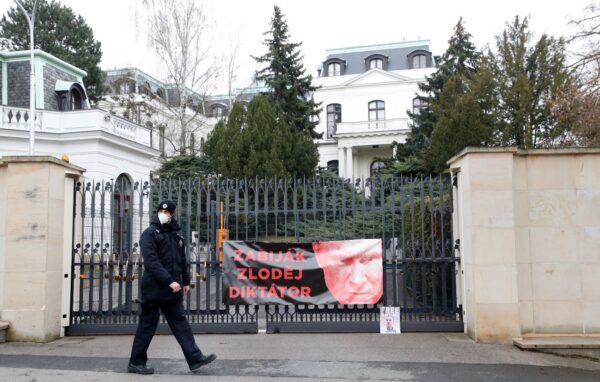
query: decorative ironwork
67 175 462 335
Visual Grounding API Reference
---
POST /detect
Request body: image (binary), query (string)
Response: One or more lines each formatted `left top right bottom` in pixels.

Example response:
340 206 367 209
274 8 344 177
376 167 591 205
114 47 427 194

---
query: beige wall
449 148 600 344
0 156 83 342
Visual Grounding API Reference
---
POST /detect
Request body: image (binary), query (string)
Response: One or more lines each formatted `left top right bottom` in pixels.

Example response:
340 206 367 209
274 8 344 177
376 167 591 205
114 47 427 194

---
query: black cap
157 200 176 214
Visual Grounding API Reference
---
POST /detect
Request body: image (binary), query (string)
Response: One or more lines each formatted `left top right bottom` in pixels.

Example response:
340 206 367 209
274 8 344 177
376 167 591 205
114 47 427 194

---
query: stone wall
0 156 84 342
7 62 30 108
43 64 77 111
449 148 600 344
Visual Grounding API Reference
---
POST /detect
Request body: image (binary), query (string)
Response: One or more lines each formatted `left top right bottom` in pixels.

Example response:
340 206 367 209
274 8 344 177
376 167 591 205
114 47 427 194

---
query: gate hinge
454 239 460 251
452 172 459 187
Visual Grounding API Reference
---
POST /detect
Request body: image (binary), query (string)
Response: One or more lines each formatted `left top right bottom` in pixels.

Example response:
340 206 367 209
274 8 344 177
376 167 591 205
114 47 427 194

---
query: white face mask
158 212 172 225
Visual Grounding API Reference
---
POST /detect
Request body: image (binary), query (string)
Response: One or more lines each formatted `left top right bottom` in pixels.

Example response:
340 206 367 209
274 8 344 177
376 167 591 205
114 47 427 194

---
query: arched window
407 50 431 69
139 81 151 96
70 88 83 110
211 104 227 119
323 58 345 77
368 100 385 121
113 174 133 261
370 160 385 179
56 82 87 111
156 88 165 100
369 58 383 69
412 54 427 69
328 62 341 76
326 103 342 139
114 78 135 95
365 54 388 71
327 160 339 175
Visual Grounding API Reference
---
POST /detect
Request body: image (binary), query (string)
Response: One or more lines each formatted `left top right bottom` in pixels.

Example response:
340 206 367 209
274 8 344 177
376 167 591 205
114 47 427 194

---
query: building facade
312 40 436 180
100 67 264 157
0 50 160 181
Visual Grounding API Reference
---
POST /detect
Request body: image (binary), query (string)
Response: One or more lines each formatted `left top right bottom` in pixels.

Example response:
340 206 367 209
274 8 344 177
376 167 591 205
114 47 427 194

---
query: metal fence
66 175 463 335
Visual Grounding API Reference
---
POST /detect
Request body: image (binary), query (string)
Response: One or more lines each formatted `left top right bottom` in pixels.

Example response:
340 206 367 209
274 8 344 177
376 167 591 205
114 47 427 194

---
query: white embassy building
312 40 436 180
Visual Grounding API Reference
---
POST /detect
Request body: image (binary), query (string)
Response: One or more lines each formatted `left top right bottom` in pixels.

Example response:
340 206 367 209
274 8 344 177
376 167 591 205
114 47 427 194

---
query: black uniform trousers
129 298 203 367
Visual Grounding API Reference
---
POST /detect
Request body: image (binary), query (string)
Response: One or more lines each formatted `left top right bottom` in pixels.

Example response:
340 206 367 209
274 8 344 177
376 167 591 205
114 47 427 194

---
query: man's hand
183 285 191 294
169 281 182 293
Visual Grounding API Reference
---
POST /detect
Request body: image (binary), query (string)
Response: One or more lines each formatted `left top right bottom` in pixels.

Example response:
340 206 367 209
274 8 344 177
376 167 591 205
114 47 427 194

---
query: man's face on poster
312 239 383 305
386 317 394 332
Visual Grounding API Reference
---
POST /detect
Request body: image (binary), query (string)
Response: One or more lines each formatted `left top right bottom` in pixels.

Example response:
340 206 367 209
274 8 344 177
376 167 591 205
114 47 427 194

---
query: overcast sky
0 0 592 93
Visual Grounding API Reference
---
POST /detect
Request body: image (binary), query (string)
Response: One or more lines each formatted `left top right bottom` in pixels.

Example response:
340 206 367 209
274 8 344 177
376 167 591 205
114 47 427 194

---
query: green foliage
376 155 426 178
397 15 575 175
244 95 289 178
489 16 574 148
254 5 322 139
155 154 210 179
203 102 247 177
399 17 481 160
0 0 105 101
204 95 318 179
423 67 497 172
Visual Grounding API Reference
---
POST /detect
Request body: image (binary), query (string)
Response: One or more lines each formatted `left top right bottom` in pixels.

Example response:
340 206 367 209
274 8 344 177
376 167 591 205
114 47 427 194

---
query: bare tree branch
141 0 218 155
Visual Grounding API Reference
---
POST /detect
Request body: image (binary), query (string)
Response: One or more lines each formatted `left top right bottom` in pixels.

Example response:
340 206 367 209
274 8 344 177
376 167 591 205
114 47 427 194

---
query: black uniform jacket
140 215 190 301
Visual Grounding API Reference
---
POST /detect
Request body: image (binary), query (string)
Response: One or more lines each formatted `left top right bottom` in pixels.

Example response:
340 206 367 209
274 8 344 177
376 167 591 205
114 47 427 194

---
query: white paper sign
380 306 401 334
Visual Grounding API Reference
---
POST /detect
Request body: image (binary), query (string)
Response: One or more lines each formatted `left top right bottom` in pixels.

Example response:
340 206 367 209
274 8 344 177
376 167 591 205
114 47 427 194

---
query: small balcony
0 106 160 150
334 118 410 136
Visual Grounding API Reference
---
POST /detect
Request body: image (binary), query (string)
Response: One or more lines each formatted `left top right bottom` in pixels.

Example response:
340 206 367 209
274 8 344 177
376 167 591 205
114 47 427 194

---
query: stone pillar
0 156 84 342
338 147 346 179
448 148 523 344
448 147 600 344
346 146 354 181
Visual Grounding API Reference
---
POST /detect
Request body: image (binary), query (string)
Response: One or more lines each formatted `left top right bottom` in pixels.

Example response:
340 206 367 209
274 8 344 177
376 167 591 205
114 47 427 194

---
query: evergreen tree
490 16 573 148
399 17 480 160
423 66 496 172
203 102 247 177
254 5 321 139
243 95 288 178
0 0 105 101
155 154 210 179
204 96 317 179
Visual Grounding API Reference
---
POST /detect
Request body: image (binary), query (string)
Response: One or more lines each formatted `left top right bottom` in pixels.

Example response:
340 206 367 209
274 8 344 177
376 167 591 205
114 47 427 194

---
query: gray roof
324 40 432 75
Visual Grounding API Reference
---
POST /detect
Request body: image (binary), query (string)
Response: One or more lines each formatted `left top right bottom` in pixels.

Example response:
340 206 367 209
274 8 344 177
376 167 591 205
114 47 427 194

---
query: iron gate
66 175 462 335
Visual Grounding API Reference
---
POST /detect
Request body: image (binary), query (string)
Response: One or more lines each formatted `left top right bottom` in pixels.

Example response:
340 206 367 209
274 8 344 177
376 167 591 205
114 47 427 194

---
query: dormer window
407 50 432 69
370 59 383 69
55 81 87 111
211 104 227 119
328 62 341 76
70 88 83 110
323 58 345 77
412 55 427 69
365 54 388 71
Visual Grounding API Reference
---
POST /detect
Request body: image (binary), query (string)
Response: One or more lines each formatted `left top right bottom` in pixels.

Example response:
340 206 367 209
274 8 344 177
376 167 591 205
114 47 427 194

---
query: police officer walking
128 200 216 374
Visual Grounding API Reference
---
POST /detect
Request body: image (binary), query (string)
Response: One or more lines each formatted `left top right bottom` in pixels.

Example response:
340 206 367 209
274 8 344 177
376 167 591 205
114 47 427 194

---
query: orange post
216 201 228 263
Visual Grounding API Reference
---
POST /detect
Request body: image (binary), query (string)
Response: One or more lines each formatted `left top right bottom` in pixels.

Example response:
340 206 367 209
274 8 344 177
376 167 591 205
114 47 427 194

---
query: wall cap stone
447 147 600 166
0 155 86 173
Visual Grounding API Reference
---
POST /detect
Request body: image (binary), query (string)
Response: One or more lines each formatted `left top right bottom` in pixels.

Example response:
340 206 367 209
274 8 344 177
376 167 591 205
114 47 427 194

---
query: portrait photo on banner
222 239 384 305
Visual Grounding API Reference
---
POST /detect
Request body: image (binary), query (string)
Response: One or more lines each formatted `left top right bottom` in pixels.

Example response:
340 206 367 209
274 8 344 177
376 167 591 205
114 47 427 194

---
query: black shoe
128 363 155 375
190 353 217 372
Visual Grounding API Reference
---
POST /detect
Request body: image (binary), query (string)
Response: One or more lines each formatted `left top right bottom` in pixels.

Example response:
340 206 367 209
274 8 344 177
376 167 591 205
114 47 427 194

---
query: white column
346 146 354 181
337 147 346 179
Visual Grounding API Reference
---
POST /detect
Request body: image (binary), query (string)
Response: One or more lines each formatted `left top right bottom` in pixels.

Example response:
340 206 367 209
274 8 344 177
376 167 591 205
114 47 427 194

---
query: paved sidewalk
0 333 599 381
